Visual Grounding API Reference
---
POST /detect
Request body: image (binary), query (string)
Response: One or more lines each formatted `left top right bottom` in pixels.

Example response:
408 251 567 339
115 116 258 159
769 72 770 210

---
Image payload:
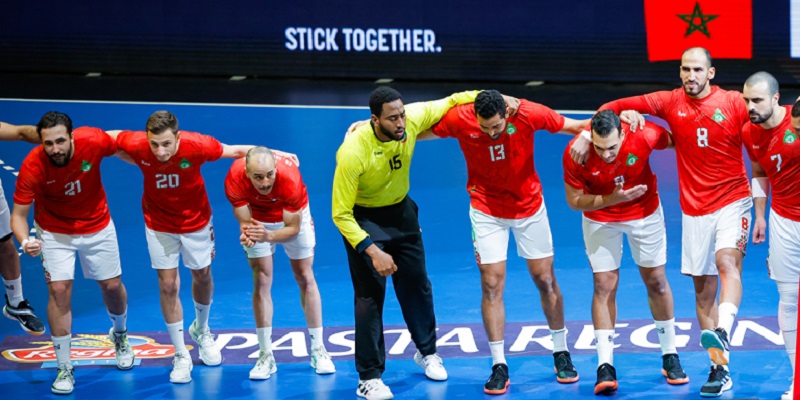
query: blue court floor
0 97 789 399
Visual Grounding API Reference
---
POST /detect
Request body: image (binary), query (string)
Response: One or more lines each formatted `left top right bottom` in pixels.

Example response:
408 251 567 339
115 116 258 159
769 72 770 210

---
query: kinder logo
1 334 180 364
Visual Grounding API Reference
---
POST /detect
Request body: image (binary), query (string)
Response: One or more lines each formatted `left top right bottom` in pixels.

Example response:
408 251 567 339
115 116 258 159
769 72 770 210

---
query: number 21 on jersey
489 144 505 162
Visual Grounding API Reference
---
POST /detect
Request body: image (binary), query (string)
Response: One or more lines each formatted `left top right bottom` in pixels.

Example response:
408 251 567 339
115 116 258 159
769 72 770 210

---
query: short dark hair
745 71 780 97
474 90 506 120
369 86 402 117
683 47 713 68
792 100 800 118
36 111 73 138
591 110 622 138
146 110 179 135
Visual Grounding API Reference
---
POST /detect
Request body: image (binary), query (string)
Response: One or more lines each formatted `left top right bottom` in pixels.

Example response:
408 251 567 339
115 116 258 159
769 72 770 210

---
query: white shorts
0 181 10 238
583 204 667 273
470 204 554 265
244 206 316 260
36 220 122 282
681 197 752 276
146 220 215 270
767 209 800 283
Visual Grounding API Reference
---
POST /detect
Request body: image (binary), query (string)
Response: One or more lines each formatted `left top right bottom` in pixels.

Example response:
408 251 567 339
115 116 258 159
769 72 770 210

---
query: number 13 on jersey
489 144 505 162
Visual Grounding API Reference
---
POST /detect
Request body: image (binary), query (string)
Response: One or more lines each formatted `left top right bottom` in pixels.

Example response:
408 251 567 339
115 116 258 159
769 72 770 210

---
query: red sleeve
562 139 585 190
115 130 136 154
13 157 39 206
199 134 224 162
224 170 249 208
92 127 117 157
430 107 460 138
519 100 565 133
643 122 670 150
283 177 305 213
741 124 757 163
731 91 750 129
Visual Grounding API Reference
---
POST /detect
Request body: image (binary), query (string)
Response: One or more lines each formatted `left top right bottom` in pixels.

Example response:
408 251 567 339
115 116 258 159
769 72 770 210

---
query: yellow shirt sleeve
405 90 480 136
331 141 369 250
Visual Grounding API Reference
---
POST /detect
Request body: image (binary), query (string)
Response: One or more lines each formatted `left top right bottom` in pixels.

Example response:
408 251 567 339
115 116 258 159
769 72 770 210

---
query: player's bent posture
11 112 134 395
563 110 688 395
225 147 335 380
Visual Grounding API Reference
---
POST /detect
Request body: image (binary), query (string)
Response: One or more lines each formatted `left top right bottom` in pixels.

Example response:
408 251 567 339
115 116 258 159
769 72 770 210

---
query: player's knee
159 279 180 297
644 277 668 297
48 283 71 305
99 277 123 294
191 267 212 283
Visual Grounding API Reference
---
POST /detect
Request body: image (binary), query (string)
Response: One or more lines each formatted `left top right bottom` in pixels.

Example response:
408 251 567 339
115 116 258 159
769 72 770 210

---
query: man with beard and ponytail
597 47 751 397
741 71 800 400
333 87 504 400
11 111 135 395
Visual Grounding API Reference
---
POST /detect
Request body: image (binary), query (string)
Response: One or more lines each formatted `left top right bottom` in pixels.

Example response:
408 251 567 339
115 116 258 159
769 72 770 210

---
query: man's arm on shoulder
405 90 480 134
0 122 38 144
104 130 135 165
221 144 255 159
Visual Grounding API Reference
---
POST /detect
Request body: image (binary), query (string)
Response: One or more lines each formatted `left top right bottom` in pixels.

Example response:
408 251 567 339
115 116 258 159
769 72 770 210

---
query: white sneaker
51 363 74 394
109 328 135 370
189 320 222 366
310 346 336 374
414 351 448 381
249 351 277 380
356 378 394 400
170 352 193 384
782 382 794 400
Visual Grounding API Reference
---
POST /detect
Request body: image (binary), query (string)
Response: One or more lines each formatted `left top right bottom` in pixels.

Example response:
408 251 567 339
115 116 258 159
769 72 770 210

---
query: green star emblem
626 153 639 166
80 160 92 172
712 108 726 123
506 122 517 135
785 129 797 144
179 158 191 169
677 2 718 38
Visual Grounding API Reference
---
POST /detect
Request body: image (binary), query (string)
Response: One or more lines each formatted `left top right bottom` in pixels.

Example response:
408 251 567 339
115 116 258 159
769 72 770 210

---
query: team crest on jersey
712 108 726 123
80 160 92 172
626 153 639 166
506 123 517 135
179 158 191 169
784 130 797 144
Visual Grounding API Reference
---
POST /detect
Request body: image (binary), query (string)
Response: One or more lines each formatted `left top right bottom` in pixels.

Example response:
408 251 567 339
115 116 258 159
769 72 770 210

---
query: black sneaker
661 353 689 385
700 365 732 397
3 295 45 335
553 351 579 383
594 363 618 395
484 363 510 395
700 328 730 365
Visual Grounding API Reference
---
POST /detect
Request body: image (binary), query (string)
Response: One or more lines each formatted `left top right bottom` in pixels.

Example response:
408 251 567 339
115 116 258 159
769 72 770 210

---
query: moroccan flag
644 0 752 61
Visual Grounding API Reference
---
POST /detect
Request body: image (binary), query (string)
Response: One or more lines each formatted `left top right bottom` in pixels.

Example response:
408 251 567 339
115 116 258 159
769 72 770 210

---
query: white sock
717 302 738 335
488 340 506 366
167 321 188 354
654 318 677 355
193 300 211 330
257 327 273 353
308 327 324 349
595 329 615 366
778 281 798 375
52 334 72 366
3 277 23 308
108 308 127 333
551 328 568 353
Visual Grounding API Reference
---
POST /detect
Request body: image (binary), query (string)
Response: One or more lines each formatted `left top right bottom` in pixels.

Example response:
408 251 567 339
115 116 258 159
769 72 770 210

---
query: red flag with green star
644 0 752 61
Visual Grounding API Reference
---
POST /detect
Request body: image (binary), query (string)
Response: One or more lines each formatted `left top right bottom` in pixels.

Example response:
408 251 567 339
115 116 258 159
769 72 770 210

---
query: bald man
224 146 334 380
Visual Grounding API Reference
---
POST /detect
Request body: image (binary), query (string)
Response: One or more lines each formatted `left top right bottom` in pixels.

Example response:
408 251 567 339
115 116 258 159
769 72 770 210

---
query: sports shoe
484 363 510 395
781 381 794 400
189 320 222 366
170 352 193 384
310 346 335 374
356 378 394 400
700 328 730 366
51 363 74 395
553 350 579 383
594 363 618 395
661 353 689 385
413 351 447 381
700 365 732 397
249 350 277 380
108 328 135 370
3 295 45 335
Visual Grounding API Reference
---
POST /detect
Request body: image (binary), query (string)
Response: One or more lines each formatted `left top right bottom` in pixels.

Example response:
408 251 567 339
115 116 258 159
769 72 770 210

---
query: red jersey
431 100 565 219
563 121 670 222
224 152 309 223
14 127 115 234
743 105 800 221
116 130 224 233
600 86 750 216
